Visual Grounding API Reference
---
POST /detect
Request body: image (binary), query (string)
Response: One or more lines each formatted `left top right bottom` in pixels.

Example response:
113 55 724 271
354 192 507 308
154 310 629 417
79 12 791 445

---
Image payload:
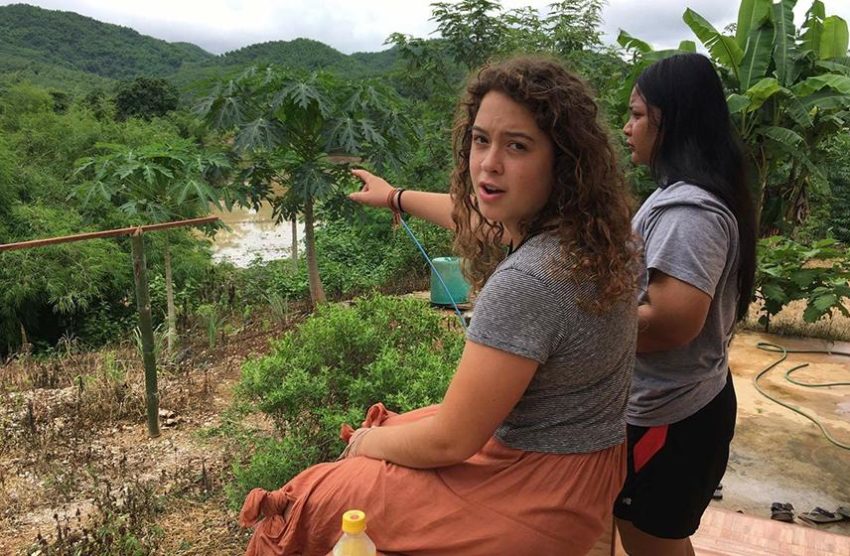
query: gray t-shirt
466 233 637 454
628 181 740 427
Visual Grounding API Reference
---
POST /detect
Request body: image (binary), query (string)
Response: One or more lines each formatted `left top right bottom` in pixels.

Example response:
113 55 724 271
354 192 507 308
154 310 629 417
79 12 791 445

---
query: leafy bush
231 294 464 503
755 236 850 330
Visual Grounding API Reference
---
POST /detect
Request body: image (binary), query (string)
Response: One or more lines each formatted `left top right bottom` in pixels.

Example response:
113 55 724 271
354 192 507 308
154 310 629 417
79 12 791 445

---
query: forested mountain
171 39 400 93
0 4 400 93
218 38 398 74
0 4 215 80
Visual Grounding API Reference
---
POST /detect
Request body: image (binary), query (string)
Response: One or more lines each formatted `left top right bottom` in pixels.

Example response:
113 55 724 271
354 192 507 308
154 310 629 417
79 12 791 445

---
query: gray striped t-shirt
466 233 637 454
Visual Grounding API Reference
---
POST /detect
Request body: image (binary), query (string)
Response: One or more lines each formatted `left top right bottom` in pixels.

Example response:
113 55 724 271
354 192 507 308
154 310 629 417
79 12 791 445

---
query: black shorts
613 372 737 539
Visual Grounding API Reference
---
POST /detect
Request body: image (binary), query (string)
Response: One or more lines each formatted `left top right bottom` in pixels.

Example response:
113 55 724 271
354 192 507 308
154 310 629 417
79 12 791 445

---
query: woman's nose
481 146 502 173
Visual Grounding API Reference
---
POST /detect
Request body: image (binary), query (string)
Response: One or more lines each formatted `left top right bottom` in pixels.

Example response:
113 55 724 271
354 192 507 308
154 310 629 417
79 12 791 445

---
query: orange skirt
240 404 626 556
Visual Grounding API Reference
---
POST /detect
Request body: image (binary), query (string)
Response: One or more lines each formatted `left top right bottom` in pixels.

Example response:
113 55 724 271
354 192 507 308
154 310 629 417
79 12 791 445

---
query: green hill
0 4 400 95
215 38 399 76
0 49 114 92
171 40 400 94
0 4 215 81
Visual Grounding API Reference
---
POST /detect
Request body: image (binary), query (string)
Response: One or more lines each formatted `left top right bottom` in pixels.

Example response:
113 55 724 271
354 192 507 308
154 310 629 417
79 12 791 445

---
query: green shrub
229 432 323 503
755 236 850 330
232 294 463 504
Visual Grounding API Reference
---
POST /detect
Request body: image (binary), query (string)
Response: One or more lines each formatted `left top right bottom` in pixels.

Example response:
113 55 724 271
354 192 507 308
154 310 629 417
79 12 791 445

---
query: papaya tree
196 67 411 306
73 139 231 353
618 0 850 233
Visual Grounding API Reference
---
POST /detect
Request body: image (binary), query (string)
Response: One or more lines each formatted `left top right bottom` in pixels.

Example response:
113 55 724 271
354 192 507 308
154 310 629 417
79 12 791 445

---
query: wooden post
131 231 160 438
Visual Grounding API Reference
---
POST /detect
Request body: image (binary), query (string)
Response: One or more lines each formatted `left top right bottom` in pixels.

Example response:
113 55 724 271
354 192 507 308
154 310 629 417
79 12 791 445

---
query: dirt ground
1 312 850 555
0 321 280 556
717 330 850 534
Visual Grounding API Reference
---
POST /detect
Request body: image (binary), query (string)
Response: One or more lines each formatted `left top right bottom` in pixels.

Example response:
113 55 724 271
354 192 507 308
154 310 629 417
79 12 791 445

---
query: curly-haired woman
239 56 639 556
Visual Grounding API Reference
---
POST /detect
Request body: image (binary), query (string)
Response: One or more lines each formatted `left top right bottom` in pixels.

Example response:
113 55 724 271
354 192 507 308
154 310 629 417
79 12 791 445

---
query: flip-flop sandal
799 507 844 525
770 502 794 523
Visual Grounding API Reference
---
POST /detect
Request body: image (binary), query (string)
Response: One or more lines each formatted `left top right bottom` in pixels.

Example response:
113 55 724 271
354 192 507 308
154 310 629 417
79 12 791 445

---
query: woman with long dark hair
613 52 757 555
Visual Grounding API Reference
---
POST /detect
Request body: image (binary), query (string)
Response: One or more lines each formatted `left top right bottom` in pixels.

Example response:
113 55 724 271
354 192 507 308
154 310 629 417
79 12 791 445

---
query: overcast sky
4 0 850 55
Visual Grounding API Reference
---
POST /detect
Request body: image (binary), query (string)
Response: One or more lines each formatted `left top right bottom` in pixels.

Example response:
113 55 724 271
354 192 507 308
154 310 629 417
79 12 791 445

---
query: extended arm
349 169 455 230
348 340 538 468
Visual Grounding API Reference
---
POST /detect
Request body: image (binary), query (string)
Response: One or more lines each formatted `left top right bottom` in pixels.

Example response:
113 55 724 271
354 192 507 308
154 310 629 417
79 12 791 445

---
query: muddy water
721 330 850 534
209 203 304 267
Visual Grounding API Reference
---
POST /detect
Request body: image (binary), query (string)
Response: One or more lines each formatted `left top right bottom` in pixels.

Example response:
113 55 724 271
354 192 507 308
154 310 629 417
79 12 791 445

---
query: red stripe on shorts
633 424 668 473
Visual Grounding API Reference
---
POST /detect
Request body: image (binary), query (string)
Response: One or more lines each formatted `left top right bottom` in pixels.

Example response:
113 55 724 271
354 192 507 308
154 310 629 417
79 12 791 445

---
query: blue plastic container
430 256 471 306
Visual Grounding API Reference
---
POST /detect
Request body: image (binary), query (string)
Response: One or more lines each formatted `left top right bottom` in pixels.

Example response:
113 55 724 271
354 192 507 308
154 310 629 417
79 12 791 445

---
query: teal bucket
430 257 471 306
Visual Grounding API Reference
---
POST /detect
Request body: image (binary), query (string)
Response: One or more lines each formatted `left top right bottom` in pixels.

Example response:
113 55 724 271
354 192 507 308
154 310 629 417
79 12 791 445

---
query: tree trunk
303 196 326 306
291 218 299 272
164 237 177 354
751 145 769 236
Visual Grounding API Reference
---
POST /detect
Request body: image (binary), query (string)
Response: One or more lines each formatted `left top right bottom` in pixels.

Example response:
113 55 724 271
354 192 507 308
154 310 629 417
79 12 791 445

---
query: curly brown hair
450 56 638 311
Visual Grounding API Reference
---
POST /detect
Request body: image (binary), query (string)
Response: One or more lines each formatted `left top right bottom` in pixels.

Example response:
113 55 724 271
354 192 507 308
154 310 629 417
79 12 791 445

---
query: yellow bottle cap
341 509 367 534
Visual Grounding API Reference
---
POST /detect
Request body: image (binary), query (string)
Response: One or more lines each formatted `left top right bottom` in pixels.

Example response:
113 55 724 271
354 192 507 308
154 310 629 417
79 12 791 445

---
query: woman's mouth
478 183 505 202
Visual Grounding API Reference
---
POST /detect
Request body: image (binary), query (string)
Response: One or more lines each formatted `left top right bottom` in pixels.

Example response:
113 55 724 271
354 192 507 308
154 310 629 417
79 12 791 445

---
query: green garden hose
754 342 850 451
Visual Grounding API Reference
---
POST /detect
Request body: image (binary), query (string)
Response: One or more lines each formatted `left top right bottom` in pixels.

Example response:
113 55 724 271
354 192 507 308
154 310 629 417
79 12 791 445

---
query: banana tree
618 0 850 233
196 67 410 306
73 139 231 353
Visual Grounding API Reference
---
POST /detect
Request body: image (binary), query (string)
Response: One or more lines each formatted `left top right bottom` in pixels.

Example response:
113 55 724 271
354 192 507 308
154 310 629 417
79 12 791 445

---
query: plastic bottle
332 509 376 556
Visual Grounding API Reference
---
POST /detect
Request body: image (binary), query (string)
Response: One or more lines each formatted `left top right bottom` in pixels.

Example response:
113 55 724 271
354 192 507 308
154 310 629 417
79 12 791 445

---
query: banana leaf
736 0 772 49
739 20 774 91
820 16 849 60
683 8 744 80
772 0 798 87
801 0 825 55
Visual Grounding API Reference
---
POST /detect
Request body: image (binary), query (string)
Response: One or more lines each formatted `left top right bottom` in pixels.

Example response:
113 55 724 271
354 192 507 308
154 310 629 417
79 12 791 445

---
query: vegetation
1 0 849 551
0 4 214 81
218 38 398 76
72 139 231 353
197 66 414 306
114 77 180 121
619 0 850 234
0 4 402 96
232 294 464 500
0 0 846 372
755 236 850 330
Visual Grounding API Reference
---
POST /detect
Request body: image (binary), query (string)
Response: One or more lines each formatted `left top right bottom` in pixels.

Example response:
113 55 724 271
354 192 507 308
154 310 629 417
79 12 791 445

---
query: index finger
351 168 372 181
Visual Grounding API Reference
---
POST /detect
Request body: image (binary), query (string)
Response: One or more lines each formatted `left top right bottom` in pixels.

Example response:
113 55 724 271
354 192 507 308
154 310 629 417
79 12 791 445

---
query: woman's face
469 91 555 239
623 87 659 166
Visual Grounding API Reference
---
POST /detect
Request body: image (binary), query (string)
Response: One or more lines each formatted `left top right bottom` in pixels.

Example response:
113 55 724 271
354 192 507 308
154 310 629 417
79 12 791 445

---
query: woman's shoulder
499 233 571 280
649 181 734 219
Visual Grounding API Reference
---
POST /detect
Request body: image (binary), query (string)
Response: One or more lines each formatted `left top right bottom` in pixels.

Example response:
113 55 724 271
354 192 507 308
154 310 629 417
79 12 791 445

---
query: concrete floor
719 330 850 535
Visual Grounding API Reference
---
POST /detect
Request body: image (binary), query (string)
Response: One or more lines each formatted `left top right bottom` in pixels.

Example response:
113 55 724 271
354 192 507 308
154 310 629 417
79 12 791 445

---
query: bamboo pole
0 215 218 252
131 231 160 438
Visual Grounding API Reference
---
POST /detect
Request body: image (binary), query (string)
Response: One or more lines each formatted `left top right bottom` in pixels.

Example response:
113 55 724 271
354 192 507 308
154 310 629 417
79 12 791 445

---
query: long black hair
636 53 756 321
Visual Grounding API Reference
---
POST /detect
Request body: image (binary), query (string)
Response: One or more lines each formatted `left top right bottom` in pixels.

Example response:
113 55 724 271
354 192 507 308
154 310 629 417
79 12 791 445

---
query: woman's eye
509 142 527 151
472 134 488 145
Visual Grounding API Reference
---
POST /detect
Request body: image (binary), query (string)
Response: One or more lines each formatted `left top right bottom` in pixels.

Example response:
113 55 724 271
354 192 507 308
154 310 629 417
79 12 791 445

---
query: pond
209 203 304 267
